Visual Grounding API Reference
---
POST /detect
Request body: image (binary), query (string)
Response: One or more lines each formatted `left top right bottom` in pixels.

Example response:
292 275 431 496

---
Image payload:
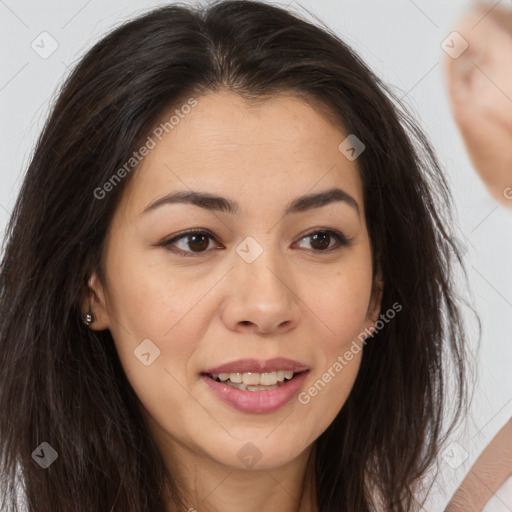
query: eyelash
159 228 354 257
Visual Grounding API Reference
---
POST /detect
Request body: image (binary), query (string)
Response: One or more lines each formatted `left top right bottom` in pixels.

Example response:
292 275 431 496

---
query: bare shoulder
445 417 512 511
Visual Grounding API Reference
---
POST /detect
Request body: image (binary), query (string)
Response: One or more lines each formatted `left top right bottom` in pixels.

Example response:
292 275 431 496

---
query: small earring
81 312 95 326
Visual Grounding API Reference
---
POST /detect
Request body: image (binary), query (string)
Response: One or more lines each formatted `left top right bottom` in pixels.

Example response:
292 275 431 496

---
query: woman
0 1 473 511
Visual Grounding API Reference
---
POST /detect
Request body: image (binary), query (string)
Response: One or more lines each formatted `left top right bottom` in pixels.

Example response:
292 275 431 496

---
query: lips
201 357 309 375
200 370 309 414
199 357 310 414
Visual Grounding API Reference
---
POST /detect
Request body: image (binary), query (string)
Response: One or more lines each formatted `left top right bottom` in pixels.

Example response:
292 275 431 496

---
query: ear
366 269 383 332
79 270 110 331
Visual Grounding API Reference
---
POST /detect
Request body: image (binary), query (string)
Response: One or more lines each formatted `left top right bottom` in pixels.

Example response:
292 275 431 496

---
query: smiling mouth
204 370 303 392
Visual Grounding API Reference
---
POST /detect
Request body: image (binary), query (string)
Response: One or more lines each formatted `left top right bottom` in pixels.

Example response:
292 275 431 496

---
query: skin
442 3 512 208
443 4 512 509
445 417 512 512
82 91 382 512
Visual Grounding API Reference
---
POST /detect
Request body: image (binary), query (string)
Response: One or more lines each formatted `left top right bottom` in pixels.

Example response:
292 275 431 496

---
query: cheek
102 266 197 430
101 248 205 394
309 258 374 347
104 240 202 338
296 255 372 419
296 349 362 447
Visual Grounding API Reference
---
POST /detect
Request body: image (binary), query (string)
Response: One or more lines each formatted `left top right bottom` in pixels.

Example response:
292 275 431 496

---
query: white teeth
246 384 279 391
229 372 243 383
242 372 261 386
209 370 298 387
259 371 277 386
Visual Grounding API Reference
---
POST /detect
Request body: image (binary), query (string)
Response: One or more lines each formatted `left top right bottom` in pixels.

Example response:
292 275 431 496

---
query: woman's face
86 91 382 471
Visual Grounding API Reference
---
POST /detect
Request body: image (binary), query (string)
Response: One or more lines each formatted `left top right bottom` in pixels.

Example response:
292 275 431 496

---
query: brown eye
185 233 210 252
161 230 219 256
160 228 352 258
296 230 352 252
309 232 331 251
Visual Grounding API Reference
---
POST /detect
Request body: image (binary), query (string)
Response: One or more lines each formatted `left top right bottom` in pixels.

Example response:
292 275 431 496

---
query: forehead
120 91 364 217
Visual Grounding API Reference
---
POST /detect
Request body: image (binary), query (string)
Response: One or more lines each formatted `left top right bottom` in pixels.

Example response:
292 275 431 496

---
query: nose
220 244 301 335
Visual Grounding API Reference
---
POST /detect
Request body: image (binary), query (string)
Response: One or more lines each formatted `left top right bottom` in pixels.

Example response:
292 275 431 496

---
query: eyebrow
141 187 360 218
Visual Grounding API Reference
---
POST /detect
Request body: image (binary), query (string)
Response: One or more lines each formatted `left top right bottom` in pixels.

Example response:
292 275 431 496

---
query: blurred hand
442 3 512 208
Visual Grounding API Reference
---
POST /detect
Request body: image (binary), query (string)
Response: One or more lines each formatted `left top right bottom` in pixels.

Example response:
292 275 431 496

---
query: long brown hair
0 1 476 510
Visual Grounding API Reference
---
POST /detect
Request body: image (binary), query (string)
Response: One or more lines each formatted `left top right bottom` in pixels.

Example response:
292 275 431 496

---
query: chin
203 435 310 471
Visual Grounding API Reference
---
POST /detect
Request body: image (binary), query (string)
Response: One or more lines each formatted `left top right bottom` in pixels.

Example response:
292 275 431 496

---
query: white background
1 1 511 510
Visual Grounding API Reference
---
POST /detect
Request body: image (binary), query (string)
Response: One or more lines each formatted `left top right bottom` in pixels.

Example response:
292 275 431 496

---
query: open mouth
204 370 303 392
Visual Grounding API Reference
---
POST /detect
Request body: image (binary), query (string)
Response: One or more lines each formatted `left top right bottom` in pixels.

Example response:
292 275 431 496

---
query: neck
155 430 318 512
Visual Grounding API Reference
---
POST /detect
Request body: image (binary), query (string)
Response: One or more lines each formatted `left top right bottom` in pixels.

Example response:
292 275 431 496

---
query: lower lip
201 371 309 414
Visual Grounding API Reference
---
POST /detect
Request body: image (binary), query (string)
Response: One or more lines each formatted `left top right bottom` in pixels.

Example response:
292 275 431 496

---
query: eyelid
158 228 220 257
296 229 354 249
159 228 354 257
